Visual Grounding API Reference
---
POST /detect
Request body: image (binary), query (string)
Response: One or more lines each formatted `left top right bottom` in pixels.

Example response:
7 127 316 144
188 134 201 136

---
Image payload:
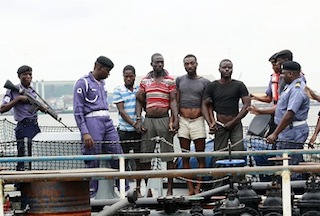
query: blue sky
1 0 320 93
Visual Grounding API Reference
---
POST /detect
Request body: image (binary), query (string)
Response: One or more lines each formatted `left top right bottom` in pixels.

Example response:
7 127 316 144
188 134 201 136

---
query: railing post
282 153 292 216
119 156 125 198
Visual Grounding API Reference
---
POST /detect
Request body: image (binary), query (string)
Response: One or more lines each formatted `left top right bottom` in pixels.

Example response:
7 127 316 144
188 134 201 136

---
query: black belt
19 118 38 124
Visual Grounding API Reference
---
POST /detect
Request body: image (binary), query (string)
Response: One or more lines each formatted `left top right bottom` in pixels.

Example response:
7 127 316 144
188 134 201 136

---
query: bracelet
136 116 142 120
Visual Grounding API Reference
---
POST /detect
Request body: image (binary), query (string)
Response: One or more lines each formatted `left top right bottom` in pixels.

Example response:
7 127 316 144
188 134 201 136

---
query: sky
1 0 320 94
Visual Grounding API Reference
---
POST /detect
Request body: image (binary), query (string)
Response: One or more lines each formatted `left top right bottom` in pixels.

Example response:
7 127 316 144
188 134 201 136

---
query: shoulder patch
77 88 82 94
295 82 301 88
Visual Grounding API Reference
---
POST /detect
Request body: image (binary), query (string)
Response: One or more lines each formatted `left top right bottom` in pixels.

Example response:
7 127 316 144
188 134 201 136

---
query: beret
96 56 114 69
281 61 301 72
275 49 293 59
17 65 32 75
268 52 278 62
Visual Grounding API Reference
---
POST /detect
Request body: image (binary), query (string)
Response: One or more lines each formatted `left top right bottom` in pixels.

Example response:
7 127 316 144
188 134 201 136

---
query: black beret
17 65 32 75
275 49 293 60
96 56 114 69
268 52 278 62
281 61 301 72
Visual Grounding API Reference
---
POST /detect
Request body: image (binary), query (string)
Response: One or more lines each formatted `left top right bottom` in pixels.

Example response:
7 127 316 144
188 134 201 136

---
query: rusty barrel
21 181 91 215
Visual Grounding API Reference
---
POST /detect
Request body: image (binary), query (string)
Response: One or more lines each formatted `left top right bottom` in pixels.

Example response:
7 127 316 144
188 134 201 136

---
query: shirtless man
176 54 210 195
135 53 179 196
203 59 251 181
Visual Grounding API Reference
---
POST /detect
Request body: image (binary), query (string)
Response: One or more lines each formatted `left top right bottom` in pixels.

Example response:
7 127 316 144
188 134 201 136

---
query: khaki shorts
177 116 206 140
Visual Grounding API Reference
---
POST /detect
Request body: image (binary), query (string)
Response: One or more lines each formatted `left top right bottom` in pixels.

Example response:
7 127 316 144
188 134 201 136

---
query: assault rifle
4 80 72 131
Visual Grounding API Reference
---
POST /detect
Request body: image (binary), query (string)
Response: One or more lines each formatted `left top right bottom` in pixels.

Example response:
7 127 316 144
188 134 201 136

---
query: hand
308 134 317 149
18 95 29 103
83 133 94 149
266 133 277 144
134 121 147 134
208 122 218 134
247 105 260 115
169 119 179 133
250 93 258 101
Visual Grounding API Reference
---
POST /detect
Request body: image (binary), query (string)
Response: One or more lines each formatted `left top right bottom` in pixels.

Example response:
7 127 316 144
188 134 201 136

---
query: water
1 105 320 127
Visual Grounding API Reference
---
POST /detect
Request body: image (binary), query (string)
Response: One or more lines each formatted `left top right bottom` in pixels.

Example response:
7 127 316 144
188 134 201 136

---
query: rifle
4 80 73 132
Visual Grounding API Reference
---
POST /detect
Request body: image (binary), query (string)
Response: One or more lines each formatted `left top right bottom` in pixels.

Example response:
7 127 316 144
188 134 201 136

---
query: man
305 86 320 146
113 65 142 197
249 61 309 180
73 56 128 198
267 61 309 179
0 65 42 171
203 59 251 182
176 54 210 195
251 52 280 105
135 53 179 196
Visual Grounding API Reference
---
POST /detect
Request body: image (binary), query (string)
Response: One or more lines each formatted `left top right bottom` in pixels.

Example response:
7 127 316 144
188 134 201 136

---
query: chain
177 176 229 184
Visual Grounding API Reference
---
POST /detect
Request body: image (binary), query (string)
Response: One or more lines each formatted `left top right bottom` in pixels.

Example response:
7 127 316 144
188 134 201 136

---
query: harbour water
1 104 319 128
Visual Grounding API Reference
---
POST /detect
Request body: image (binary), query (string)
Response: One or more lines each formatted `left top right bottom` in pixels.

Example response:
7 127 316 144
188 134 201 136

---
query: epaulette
295 82 301 88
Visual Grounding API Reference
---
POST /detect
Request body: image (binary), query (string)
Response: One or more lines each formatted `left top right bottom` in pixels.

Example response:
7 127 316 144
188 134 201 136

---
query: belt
85 110 109 118
286 120 307 129
19 118 38 124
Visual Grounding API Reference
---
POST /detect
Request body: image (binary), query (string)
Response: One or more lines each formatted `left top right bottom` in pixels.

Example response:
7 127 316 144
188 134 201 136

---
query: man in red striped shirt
135 53 179 196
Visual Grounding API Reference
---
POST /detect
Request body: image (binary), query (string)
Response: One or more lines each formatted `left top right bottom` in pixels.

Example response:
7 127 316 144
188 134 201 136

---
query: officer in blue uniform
1 65 41 171
73 56 128 197
266 61 309 180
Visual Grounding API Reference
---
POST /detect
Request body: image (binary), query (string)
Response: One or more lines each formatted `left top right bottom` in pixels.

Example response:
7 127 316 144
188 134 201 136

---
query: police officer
73 56 128 198
266 61 309 180
0 65 41 171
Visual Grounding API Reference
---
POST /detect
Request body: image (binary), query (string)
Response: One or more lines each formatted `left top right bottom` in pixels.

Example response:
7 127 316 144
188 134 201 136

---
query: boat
1 118 320 215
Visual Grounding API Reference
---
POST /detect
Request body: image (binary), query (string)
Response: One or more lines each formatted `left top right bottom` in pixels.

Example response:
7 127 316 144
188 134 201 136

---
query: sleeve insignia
77 88 82 94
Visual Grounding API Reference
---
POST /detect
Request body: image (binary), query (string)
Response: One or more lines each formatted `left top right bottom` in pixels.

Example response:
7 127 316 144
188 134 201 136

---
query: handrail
0 148 319 163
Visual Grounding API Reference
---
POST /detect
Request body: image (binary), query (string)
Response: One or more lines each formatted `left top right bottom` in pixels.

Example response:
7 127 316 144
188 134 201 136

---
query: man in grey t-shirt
176 54 210 195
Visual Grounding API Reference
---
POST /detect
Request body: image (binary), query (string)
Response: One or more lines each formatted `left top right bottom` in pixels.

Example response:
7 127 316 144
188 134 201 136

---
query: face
280 69 293 84
183 56 197 75
151 55 164 73
19 71 32 87
219 61 233 78
97 65 111 80
123 70 135 87
275 57 287 73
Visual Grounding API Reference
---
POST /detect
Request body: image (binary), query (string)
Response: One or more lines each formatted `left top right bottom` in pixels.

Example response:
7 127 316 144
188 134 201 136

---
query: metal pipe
95 199 130 216
282 153 292 216
1 165 320 182
119 156 125 199
0 148 320 163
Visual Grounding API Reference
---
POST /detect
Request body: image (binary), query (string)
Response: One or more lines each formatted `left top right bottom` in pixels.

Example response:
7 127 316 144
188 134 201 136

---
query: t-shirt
113 84 139 131
176 75 210 108
203 79 249 116
139 75 176 109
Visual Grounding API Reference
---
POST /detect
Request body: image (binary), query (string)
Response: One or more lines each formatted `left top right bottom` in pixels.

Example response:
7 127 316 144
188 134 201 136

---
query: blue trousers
277 124 309 180
82 116 129 197
15 119 41 171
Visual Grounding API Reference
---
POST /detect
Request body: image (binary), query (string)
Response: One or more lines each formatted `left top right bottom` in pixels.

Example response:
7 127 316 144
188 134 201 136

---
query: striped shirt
140 75 176 109
113 84 139 131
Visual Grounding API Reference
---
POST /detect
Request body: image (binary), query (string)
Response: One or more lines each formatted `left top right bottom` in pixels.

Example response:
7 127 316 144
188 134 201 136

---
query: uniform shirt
274 78 309 125
139 75 176 109
1 84 38 122
73 72 109 134
176 75 210 109
113 84 139 131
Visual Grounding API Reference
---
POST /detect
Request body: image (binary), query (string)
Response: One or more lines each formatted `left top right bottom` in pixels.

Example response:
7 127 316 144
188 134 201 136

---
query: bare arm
0 95 28 113
115 101 135 126
310 115 320 145
250 94 272 103
169 91 179 131
305 86 320 102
